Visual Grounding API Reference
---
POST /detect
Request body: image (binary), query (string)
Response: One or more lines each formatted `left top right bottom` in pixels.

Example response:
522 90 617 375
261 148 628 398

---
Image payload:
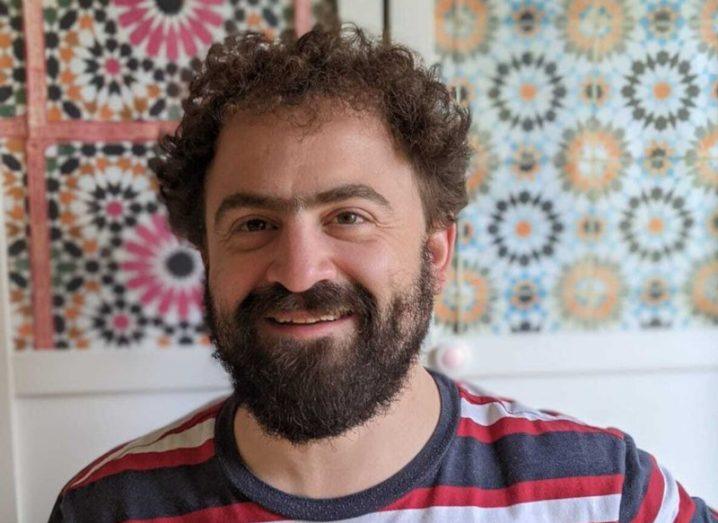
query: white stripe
654 465 681 523
127 417 215 454
283 494 622 522
456 381 492 398
69 398 224 488
460 396 588 428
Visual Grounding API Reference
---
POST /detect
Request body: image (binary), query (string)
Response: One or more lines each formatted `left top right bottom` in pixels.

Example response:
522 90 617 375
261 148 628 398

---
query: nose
264 218 338 293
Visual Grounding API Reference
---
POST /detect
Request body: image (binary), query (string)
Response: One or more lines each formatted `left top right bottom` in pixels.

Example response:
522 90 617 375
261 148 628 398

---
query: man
50 26 716 522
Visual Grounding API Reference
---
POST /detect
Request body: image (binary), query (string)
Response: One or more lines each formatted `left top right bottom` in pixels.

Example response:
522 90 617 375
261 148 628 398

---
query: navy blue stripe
49 372 718 523
617 434 653 522
690 496 718 523
429 430 626 489
213 369 461 522
50 458 252 523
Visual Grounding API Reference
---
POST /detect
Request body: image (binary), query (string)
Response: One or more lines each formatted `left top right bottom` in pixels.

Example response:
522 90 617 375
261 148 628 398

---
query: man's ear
426 222 457 296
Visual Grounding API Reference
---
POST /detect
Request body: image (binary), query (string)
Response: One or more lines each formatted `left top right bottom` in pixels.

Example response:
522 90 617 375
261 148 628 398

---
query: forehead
204 106 422 217
212 105 398 172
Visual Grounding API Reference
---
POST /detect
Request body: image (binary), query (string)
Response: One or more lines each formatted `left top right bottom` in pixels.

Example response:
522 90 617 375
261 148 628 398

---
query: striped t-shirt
50 369 717 522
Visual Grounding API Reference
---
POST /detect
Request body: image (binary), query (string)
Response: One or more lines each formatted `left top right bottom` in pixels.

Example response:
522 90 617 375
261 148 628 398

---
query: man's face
203 106 453 444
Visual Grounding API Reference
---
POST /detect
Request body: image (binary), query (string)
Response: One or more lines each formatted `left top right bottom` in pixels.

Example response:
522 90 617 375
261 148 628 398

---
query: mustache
234 280 378 322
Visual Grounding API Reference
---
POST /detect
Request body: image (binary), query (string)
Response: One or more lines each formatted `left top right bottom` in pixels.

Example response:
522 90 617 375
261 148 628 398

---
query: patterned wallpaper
431 0 718 337
44 142 207 349
43 1 294 121
1 1 716 350
0 0 302 350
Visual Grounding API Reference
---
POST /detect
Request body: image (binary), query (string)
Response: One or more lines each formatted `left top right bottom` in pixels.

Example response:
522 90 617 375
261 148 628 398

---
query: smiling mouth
266 310 353 325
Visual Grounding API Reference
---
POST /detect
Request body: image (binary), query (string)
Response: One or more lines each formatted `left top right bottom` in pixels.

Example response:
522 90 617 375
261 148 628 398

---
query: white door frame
0 175 20 522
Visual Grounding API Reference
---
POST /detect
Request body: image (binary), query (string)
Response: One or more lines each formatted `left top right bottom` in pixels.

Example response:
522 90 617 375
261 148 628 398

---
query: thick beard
204 245 436 445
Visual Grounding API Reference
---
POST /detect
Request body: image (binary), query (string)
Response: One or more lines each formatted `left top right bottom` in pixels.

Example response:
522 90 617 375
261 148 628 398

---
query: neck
232 362 440 498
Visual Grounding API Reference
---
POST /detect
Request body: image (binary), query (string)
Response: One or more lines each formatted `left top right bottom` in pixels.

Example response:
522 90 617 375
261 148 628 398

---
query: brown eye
237 219 274 232
334 212 366 225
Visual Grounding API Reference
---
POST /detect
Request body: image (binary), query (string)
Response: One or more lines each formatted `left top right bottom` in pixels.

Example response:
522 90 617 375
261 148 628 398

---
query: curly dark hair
151 25 471 250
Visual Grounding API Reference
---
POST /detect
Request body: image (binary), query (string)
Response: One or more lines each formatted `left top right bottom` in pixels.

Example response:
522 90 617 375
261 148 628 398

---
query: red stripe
73 438 215 490
123 501 284 522
458 386 513 405
293 0 312 37
67 400 224 491
61 440 130 495
23 0 54 349
458 387 624 439
22 1 48 129
0 117 27 137
458 415 622 443
26 138 53 348
630 457 664 523
0 120 178 142
42 120 178 141
383 475 624 510
674 482 696 523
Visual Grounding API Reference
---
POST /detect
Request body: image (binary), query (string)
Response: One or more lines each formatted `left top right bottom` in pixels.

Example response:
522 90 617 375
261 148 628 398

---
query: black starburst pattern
489 52 566 132
619 187 693 262
621 51 699 130
487 191 564 266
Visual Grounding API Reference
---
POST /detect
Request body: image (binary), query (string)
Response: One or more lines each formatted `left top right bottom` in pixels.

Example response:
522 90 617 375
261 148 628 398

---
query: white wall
0 158 19 523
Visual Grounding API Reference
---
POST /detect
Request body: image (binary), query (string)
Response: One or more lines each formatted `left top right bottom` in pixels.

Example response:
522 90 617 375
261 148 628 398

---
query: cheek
206 235 417 306
333 241 408 295
207 255 263 312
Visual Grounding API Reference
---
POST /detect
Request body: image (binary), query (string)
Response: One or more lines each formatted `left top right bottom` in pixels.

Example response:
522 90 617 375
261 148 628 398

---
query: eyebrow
213 183 393 228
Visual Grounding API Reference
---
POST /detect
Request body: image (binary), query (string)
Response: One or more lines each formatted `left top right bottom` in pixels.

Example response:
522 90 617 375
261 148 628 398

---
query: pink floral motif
113 0 225 61
122 214 204 321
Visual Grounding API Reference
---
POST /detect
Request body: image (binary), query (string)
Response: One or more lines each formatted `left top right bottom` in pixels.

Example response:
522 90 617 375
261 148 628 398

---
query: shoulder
449 380 717 522
448 380 628 508
453 379 625 446
61 394 229 494
50 395 231 522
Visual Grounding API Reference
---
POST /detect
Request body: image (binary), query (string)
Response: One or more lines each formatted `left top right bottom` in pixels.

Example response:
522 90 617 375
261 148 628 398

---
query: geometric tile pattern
1 138 32 349
44 0 292 121
434 0 718 335
2 0 306 350
46 142 208 349
0 0 25 116
2 0 715 348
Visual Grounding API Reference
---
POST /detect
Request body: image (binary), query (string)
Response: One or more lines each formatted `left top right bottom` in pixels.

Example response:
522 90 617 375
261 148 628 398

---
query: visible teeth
271 312 348 324
275 315 338 324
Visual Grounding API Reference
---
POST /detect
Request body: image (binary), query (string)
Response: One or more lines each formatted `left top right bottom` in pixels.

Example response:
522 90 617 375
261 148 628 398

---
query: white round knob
432 340 471 375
